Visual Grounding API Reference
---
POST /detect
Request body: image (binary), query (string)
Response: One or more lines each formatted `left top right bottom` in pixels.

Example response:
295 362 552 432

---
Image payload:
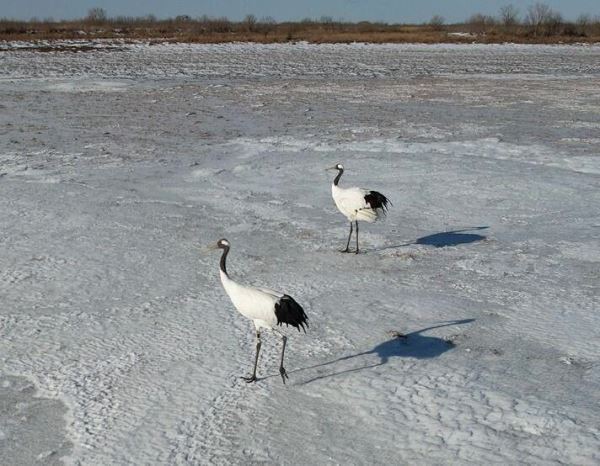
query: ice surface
0 375 72 465
0 42 599 464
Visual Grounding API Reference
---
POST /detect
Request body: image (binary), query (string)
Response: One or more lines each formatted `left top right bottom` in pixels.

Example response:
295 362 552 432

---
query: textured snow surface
1 42 599 465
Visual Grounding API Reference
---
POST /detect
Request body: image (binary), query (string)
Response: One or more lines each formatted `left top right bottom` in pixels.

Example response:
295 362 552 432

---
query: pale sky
2 0 599 23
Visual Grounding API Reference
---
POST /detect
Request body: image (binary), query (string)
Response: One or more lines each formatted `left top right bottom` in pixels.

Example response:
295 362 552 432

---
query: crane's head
326 163 344 171
195 238 230 254
216 238 230 249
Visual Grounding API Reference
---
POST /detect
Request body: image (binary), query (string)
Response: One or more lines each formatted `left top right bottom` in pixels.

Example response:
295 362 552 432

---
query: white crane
211 239 308 384
327 163 391 254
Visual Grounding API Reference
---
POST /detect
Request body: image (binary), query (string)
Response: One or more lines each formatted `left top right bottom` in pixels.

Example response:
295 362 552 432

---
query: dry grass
1 17 599 44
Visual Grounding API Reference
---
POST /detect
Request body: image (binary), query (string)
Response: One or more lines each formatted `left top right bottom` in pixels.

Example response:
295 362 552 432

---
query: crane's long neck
219 245 230 276
333 168 344 186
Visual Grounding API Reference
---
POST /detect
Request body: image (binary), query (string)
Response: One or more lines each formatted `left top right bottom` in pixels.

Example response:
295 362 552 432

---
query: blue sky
2 0 599 22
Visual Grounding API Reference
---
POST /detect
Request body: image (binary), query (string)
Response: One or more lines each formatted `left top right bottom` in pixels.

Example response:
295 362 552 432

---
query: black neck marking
333 168 344 186
219 245 230 275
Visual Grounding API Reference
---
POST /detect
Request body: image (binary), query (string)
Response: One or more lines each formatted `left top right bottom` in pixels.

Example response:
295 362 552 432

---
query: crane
327 163 390 253
211 239 308 384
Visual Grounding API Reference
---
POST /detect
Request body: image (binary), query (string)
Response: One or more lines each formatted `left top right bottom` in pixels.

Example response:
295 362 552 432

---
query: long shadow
294 319 475 385
416 226 488 248
378 226 488 251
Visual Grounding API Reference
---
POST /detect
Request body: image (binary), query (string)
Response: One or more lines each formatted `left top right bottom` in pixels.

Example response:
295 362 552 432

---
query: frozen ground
1 42 599 464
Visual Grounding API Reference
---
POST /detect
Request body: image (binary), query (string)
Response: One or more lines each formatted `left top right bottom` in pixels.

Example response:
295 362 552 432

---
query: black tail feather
275 295 309 333
364 190 391 213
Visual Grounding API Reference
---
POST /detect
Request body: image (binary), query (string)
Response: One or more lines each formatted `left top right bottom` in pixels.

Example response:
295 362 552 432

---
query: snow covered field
1 42 599 464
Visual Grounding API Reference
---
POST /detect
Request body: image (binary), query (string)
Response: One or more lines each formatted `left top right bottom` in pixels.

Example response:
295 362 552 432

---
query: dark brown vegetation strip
1 4 599 45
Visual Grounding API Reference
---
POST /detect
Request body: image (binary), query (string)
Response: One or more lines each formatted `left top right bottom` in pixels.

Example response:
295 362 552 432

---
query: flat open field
1 42 600 464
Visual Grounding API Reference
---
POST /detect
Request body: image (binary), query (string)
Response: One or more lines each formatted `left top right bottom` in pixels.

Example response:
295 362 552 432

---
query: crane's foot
339 248 350 253
279 366 289 384
240 375 257 383
355 249 360 255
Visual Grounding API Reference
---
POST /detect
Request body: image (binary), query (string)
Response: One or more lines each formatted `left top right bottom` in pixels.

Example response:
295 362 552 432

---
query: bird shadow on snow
292 319 475 385
378 226 489 251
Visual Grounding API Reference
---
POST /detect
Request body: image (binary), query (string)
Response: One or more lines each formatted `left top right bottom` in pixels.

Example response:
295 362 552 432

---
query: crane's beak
325 165 338 171
193 243 218 254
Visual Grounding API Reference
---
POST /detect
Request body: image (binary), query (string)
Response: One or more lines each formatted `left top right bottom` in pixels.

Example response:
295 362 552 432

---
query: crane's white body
331 184 379 222
220 270 282 331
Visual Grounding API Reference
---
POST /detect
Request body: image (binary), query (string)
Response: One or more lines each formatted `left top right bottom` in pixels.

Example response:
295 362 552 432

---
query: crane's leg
241 331 261 383
340 222 353 253
355 220 359 254
279 335 289 384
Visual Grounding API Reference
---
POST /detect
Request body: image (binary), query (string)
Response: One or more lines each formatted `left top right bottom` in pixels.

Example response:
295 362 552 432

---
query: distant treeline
1 3 599 43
